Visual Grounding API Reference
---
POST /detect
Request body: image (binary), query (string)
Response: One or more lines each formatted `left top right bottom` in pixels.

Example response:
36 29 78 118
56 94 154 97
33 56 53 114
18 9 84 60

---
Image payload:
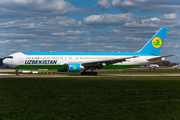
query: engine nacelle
67 63 84 72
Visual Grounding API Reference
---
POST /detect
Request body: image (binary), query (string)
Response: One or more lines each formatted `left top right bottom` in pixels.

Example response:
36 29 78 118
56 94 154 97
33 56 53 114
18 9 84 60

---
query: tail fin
138 27 168 56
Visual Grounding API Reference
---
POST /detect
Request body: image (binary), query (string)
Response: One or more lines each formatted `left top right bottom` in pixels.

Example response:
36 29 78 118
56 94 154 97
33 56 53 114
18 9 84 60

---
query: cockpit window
6 56 13 59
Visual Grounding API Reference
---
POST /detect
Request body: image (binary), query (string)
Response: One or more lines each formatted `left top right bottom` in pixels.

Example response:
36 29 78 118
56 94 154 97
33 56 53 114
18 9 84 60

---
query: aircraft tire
89 72 93 75
81 72 85 75
93 72 97 75
81 72 97 75
86 72 90 75
16 72 19 76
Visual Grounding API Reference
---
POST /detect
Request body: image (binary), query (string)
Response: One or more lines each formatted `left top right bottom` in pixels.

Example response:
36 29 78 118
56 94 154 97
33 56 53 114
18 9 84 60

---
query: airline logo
25 60 57 65
152 37 162 48
73 66 76 70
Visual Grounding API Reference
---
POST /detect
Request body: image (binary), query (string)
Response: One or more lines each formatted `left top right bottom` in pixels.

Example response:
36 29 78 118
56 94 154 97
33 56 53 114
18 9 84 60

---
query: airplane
3 27 174 76
172 64 180 69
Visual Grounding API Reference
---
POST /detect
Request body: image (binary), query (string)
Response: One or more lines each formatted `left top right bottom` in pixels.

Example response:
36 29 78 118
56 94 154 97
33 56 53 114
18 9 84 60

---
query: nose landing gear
15 70 19 76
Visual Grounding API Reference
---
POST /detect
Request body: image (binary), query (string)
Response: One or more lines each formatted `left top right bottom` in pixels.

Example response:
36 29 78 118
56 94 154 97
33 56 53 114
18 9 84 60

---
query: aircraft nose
2 59 7 65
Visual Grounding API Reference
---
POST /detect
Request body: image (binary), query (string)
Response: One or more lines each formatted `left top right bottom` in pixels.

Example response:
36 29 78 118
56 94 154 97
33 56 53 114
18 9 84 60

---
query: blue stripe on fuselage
22 52 153 56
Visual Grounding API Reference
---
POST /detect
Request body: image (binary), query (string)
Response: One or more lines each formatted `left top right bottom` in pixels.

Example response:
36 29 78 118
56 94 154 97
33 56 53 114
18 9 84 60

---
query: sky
0 0 180 62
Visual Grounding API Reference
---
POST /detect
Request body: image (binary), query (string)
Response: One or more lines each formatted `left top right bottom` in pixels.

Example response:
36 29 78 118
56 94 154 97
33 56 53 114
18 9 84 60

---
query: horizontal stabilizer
147 54 175 61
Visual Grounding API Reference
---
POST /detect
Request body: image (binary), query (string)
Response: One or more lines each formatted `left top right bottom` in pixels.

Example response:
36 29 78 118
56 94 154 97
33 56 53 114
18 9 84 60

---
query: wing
82 56 136 66
147 54 175 61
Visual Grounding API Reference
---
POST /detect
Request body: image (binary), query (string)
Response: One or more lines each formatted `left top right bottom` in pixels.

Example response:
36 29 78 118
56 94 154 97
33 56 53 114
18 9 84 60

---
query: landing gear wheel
86 72 90 75
15 70 19 76
93 72 97 75
81 72 98 75
81 72 85 75
16 72 19 76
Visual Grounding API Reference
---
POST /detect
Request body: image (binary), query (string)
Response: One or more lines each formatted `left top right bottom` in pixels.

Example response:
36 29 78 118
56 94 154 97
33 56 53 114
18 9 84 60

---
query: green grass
1 77 180 119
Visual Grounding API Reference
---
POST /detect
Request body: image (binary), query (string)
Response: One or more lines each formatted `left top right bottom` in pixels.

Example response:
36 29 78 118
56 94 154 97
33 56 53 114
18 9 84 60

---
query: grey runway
0 73 180 78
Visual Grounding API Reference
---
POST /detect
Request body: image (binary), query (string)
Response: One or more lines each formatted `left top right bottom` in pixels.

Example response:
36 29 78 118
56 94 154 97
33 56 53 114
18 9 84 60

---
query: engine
67 63 84 72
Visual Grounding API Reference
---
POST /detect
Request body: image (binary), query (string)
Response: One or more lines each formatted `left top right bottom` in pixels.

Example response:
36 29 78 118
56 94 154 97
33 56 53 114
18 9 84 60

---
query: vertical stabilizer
138 27 168 56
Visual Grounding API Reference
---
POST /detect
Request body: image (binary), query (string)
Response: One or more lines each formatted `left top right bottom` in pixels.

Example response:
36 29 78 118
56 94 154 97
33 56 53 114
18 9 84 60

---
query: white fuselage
3 52 164 69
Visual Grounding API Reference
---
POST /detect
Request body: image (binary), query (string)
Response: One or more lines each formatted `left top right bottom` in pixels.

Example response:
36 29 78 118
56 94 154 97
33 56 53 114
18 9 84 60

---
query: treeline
158 61 179 66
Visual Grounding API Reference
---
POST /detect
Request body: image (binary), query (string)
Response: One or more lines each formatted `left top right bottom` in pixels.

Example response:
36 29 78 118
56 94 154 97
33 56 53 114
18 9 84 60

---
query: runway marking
0 74 12 75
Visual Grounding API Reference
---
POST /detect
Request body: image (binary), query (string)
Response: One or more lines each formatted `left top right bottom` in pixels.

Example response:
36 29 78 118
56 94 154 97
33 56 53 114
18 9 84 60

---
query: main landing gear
81 71 97 75
15 70 19 76
81 66 98 75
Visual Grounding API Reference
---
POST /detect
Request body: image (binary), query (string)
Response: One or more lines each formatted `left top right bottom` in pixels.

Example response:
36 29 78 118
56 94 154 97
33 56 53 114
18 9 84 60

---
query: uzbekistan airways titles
25 60 57 65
